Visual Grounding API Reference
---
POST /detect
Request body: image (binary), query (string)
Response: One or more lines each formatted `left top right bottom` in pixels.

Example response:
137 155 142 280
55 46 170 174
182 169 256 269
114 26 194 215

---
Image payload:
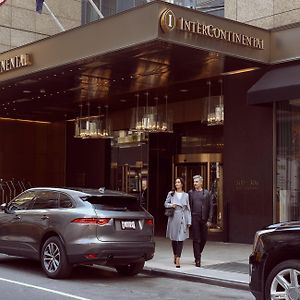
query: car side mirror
0 203 12 214
1 203 7 212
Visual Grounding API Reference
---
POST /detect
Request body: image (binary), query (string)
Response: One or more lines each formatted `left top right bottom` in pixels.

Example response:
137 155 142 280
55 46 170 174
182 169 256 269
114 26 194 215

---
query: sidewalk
143 237 252 291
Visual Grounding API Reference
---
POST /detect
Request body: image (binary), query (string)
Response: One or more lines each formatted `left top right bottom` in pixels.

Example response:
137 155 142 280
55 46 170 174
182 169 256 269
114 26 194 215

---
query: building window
81 0 224 24
276 100 300 222
81 0 148 24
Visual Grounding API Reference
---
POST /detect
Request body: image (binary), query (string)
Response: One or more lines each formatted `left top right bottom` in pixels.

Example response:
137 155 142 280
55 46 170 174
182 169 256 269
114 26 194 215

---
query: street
0 255 255 300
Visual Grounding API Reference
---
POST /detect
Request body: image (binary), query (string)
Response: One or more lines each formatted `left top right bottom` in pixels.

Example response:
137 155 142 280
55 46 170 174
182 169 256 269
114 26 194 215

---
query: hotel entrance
0 1 273 242
174 153 224 239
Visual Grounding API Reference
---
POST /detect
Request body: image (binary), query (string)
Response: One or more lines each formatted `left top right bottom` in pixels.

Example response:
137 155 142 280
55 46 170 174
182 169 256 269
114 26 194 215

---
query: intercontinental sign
0 54 32 74
160 9 264 50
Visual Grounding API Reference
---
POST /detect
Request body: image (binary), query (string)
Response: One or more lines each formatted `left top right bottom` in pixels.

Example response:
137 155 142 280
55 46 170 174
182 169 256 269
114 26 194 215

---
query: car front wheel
115 261 145 276
41 236 72 279
265 259 300 300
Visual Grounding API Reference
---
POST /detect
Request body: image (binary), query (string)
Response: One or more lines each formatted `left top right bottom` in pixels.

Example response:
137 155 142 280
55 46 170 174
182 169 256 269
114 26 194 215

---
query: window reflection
81 0 224 25
8 191 35 211
276 100 300 222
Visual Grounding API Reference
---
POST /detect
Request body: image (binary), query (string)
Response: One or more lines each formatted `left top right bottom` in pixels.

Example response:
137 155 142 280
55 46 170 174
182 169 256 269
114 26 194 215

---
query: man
139 179 148 209
188 175 213 267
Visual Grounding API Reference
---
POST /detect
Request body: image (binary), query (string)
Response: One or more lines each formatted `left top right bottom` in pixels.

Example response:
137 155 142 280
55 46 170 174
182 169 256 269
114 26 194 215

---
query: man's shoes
195 260 201 267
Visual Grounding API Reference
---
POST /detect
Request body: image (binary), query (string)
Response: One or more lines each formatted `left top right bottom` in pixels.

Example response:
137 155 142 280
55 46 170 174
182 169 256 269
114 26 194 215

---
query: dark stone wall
0 120 65 187
66 122 111 189
148 133 175 236
223 71 273 243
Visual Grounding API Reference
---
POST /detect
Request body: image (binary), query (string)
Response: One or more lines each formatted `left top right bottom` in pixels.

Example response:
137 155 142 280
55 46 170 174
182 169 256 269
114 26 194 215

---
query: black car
249 221 300 300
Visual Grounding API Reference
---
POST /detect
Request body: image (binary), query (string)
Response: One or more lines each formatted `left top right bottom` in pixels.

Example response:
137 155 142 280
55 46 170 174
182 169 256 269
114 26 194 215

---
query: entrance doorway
110 142 149 210
173 153 224 239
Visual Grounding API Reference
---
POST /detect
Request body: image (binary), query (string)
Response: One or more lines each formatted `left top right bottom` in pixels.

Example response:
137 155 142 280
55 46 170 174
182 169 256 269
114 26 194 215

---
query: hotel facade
1 0 300 242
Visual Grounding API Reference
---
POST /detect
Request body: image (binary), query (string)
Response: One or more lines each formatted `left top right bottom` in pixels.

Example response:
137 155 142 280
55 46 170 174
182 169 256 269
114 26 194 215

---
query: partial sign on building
0 54 32 74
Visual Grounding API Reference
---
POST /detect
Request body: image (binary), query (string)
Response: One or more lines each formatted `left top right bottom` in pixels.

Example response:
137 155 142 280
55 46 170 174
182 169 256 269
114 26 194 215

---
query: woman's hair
174 177 185 192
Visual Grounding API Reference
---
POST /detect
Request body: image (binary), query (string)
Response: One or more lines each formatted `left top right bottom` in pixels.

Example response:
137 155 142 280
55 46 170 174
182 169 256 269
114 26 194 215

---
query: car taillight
85 253 98 260
145 219 154 225
71 218 110 225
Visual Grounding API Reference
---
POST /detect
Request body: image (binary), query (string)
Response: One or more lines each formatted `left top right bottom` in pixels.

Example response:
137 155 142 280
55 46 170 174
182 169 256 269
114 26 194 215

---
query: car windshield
82 196 143 211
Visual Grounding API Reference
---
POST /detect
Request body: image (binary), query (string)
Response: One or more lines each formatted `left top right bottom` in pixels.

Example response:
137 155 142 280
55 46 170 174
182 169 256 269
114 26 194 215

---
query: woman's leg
176 241 183 257
175 241 183 268
171 240 177 255
171 241 177 264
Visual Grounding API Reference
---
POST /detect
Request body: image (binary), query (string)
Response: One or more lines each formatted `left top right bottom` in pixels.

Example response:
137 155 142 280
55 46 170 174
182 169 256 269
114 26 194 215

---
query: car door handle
41 216 49 220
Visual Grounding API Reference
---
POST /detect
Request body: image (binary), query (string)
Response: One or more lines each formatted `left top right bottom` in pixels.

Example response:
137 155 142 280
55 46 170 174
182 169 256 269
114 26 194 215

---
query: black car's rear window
82 196 143 211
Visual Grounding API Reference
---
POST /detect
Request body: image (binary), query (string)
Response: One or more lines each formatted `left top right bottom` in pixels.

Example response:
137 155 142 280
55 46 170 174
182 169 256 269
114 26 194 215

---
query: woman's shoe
175 257 180 268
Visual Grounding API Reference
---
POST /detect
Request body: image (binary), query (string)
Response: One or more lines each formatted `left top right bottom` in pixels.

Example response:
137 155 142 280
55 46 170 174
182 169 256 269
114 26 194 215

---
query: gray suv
0 187 155 279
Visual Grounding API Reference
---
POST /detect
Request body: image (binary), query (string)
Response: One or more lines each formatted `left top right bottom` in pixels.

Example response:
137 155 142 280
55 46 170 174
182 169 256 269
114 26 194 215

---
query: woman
165 177 191 268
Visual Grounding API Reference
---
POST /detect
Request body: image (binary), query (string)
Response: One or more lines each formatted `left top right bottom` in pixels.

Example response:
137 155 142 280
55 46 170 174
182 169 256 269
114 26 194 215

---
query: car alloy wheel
265 260 300 300
43 242 60 273
41 236 72 279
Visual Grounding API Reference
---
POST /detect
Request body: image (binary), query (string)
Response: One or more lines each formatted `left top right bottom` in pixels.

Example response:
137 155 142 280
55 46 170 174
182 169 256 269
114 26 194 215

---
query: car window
7 191 36 211
59 193 74 208
83 196 143 211
31 191 59 209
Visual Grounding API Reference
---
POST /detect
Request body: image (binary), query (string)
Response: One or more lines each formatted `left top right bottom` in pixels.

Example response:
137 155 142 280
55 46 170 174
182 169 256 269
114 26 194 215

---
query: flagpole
43 1 65 32
87 0 104 19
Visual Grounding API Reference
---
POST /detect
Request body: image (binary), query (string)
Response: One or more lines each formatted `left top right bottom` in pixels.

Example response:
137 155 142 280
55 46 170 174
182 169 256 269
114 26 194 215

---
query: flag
36 0 44 14
0 0 7 7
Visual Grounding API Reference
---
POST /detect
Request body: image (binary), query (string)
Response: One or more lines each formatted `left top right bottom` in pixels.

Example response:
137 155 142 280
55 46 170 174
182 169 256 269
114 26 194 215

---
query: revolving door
173 153 224 235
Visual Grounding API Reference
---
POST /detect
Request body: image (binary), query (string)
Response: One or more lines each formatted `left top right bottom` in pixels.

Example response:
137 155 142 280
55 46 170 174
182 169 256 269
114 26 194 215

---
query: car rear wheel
41 236 72 279
265 260 300 300
115 261 145 276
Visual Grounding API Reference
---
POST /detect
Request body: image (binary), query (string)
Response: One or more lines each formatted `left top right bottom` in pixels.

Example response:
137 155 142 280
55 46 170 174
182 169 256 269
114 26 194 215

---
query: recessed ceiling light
180 89 188 93
23 90 31 94
221 67 260 76
120 99 127 103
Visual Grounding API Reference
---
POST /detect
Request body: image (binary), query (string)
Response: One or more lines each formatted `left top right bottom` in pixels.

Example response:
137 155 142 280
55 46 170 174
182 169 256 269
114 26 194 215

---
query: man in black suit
188 175 213 267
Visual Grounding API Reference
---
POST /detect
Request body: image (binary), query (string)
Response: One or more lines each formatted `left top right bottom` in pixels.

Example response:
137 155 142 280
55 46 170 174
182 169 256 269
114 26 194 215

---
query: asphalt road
0 254 255 300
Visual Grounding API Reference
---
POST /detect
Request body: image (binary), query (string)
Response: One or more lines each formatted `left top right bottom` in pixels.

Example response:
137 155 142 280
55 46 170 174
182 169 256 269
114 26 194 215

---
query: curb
142 267 250 291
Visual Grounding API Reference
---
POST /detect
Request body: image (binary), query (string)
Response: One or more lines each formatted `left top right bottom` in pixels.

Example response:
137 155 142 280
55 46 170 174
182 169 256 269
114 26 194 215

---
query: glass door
110 143 148 209
174 153 223 233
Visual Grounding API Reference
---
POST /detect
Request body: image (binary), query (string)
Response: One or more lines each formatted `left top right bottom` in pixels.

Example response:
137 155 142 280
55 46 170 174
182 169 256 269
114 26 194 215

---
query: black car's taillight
145 219 154 225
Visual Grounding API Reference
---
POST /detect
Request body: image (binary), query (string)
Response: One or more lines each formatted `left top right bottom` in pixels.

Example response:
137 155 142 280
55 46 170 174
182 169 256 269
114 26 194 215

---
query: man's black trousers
191 214 208 261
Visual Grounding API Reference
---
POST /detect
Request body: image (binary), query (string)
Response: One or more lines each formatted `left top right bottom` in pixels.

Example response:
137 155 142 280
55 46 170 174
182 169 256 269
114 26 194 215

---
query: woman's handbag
164 207 175 217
